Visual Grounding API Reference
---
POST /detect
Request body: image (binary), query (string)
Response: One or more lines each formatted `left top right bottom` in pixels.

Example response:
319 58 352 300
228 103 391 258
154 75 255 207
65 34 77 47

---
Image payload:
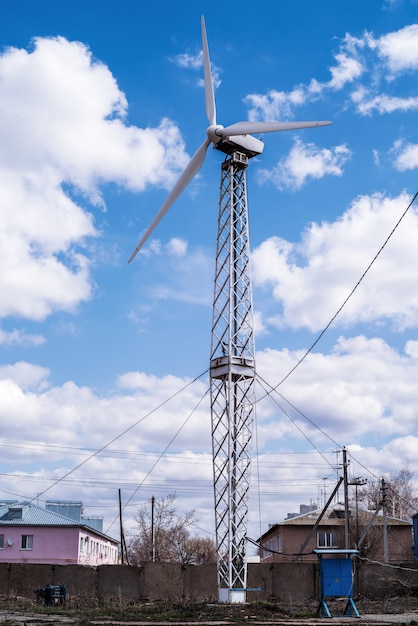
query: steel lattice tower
127 15 331 605
210 149 256 603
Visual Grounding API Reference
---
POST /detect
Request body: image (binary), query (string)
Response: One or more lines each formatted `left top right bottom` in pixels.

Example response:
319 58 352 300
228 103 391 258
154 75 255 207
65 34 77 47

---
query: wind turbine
129 16 331 603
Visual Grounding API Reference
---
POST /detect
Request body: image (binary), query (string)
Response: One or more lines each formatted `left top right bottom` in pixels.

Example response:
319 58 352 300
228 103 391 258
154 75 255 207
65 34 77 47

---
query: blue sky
1 0 418 545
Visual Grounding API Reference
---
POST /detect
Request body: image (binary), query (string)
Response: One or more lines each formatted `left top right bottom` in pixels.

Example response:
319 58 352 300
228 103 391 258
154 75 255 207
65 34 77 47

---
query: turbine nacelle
207 124 264 158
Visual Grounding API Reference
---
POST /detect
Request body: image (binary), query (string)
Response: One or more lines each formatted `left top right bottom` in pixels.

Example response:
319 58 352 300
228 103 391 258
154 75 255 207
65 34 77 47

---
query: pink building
0 501 119 565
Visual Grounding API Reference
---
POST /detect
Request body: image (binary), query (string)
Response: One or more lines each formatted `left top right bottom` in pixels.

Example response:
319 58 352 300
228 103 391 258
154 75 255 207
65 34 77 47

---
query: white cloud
0 328 45 347
392 141 418 170
245 87 306 122
0 361 50 390
258 139 351 190
355 93 418 115
404 340 418 359
1 349 418 534
0 367 211 474
256 335 418 445
375 24 418 73
171 49 222 91
0 36 190 323
243 24 418 121
327 52 364 89
252 192 418 331
171 50 203 70
243 35 365 121
167 237 188 256
253 310 269 337
345 436 418 485
117 370 191 393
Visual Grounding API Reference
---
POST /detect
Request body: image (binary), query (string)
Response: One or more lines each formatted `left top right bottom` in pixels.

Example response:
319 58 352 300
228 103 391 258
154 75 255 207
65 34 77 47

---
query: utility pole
349 477 367 548
151 496 155 563
342 448 350 550
119 489 124 565
118 489 129 565
382 478 389 564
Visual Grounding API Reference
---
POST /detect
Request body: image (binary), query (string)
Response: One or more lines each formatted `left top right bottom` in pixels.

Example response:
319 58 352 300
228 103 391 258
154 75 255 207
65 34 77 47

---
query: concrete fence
1 561 418 604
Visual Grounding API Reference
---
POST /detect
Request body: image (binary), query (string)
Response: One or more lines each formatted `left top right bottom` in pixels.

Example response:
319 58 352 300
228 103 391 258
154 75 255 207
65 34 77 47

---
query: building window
21 535 33 550
317 531 338 548
2 507 22 521
0 535 4 549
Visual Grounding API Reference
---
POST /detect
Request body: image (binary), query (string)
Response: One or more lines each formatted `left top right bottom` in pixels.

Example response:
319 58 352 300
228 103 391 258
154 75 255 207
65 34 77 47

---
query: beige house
259 503 413 563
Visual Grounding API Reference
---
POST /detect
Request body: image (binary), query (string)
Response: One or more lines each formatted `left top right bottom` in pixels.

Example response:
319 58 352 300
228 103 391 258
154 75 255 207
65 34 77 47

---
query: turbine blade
219 120 332 136
201 16 216 126
128 138 211 263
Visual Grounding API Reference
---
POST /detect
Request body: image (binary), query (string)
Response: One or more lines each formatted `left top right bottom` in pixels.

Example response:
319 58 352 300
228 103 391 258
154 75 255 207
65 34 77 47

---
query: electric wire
248 192 418 514
115 185 418 542
26 368 209 506
356 554 418 573
105 385 211 535
256 373 337 472
6 192 418 533
271 190 418 388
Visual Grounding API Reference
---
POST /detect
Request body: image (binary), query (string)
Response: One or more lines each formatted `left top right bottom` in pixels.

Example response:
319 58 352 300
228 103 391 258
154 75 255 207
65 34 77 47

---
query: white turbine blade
128 137 211 263
219 120 332 136
201 15 216 126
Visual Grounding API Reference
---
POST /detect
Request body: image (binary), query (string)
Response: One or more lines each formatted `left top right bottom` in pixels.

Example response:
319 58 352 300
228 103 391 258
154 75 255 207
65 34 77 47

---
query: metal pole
348 477 367 548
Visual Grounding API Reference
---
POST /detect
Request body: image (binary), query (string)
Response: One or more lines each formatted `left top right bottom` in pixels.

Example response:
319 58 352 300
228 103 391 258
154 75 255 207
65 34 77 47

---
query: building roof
280 503 411 526
0 502 79 526
0 501 118 543
259 503 412 540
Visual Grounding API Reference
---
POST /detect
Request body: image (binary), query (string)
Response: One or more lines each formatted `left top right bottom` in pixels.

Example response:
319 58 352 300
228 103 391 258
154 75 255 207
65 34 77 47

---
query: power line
274 191 418 387
105 386 211 534
7 191 417 522
26 368 209 506
256 372 339 460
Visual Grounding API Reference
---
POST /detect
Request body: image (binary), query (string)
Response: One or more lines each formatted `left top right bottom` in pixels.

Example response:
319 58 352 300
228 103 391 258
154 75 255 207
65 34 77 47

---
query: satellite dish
7 538 13 546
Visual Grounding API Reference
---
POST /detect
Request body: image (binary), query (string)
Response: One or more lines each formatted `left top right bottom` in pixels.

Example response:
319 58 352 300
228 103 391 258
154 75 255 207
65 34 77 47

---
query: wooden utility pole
151 496 155 562
118 489 129 565
119 489 124 565
343 447 350 550
382 478 389 563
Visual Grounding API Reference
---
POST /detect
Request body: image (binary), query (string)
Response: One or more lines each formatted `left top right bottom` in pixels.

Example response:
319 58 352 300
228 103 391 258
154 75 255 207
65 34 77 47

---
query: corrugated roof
0 502 80 526
0 501 119 544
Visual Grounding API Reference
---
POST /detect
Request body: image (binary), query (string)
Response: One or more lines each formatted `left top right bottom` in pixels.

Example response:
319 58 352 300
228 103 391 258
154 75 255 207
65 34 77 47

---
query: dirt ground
0 596 417 626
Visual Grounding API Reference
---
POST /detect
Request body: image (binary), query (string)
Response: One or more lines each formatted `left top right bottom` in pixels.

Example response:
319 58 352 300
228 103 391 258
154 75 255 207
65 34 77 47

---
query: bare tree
127 493 216 565
356 466 418 520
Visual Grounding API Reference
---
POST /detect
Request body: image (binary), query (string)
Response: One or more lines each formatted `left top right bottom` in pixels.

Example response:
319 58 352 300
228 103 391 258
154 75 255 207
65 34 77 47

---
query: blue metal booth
314 549 360 618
